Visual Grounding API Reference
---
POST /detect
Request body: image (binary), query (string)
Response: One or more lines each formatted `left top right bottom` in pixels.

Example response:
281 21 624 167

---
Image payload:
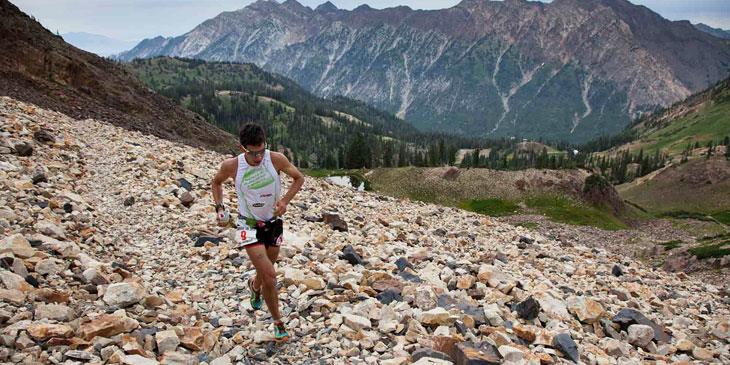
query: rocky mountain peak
247 0 282 12
315 1 338 12
281 0 311 12
353 4 374 12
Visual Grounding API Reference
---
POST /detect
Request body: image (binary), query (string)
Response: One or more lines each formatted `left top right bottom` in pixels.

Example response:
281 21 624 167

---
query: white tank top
234 150 281 222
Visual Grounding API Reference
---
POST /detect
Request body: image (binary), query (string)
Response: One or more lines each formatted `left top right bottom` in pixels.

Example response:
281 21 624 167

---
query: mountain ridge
694 23 730 40
61 32 138 57
117 0 730 142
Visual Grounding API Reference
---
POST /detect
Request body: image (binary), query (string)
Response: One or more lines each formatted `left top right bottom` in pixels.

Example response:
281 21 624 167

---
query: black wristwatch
214 203 225 212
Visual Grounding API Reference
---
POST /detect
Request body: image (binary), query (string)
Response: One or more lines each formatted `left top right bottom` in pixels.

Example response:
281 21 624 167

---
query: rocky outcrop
1 96 728 363
117 0 730 142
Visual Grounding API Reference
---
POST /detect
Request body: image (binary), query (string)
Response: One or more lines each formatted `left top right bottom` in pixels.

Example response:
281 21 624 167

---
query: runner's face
243 143 266 165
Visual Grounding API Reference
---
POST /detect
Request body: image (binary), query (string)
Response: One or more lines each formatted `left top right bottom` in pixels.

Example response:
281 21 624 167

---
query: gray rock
340 245 364 265
612 308 670 343
515 296 540 320
412 348 452 362
552 333 580 363
14 142 33 156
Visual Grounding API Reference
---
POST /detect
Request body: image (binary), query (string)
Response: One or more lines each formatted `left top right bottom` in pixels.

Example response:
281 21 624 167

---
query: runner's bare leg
246 244 281 321
253 245 280 290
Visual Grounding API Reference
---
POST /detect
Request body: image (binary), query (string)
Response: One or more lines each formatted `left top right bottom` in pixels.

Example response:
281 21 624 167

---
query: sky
11 0 730 41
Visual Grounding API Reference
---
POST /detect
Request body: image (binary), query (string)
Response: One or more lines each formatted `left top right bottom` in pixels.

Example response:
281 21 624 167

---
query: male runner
211 123 304 342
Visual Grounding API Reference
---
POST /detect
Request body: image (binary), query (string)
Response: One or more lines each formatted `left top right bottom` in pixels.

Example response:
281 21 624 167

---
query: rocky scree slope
0 0 234 154
1 96 729 364
117 0 730 142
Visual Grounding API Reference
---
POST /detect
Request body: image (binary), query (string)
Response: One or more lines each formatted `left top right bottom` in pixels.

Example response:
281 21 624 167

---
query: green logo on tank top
242 167 275 190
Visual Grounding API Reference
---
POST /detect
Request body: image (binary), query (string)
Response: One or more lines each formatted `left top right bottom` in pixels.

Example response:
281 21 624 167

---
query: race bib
235 227 258 246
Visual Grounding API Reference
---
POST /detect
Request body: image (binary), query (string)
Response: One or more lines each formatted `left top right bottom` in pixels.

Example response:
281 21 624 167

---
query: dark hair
239 123 266 147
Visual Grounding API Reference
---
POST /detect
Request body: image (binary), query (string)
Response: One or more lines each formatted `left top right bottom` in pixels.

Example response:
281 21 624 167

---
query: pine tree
383 142 394 168
706 141 714 159
345 134 371 169
397 143 408 167
460 154 472 168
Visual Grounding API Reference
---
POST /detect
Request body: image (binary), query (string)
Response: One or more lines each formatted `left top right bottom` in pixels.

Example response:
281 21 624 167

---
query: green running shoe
248 276 263 310
273 321 289 342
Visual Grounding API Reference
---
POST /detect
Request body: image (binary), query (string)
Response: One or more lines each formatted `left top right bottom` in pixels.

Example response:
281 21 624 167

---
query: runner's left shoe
273 320 289 342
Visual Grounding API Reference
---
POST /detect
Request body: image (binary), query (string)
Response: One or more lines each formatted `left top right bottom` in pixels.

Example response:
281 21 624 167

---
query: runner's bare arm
211 157 238 208
271 152 304 216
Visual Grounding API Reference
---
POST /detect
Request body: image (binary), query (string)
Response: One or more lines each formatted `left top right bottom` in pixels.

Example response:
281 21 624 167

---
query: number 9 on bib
236 228 258 246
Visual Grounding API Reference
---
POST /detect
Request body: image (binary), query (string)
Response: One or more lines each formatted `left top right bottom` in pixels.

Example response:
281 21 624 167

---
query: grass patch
711 210 730 225
525 195 628 230
689 240 730 259
459 199 520 217
658 211 715 221
516 221 540 229
699 232 730 242
659 240 683 250
638 87 730 157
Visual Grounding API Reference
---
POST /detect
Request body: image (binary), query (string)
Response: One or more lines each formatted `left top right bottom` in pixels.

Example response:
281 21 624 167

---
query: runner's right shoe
249 276 263 310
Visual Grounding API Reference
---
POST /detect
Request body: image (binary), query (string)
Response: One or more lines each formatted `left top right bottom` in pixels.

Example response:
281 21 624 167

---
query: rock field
0 96 728 364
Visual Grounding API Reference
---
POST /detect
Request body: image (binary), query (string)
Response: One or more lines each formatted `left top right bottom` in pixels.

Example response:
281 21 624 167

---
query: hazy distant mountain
62 32 138 57
694 23 730 40
118 0 730 142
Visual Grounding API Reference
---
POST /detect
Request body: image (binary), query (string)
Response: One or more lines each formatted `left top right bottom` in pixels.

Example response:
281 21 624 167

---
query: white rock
0 270 32 291
34 303 74 321
121 354 159 365
419 307 454 326
103 282 146 307
712 320 729 339
378 305 399 333
498 345 525 362
210 355 232 365
35 258 65 276
534 292 571 320
0 234 35 258
37 220 66 239
155 330 180 354
343 314 371 331
628 324 655 347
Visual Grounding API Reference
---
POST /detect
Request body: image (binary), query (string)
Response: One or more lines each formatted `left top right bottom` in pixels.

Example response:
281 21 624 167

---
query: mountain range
117 0 730 142
61 32 139 57
694 23 730 40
